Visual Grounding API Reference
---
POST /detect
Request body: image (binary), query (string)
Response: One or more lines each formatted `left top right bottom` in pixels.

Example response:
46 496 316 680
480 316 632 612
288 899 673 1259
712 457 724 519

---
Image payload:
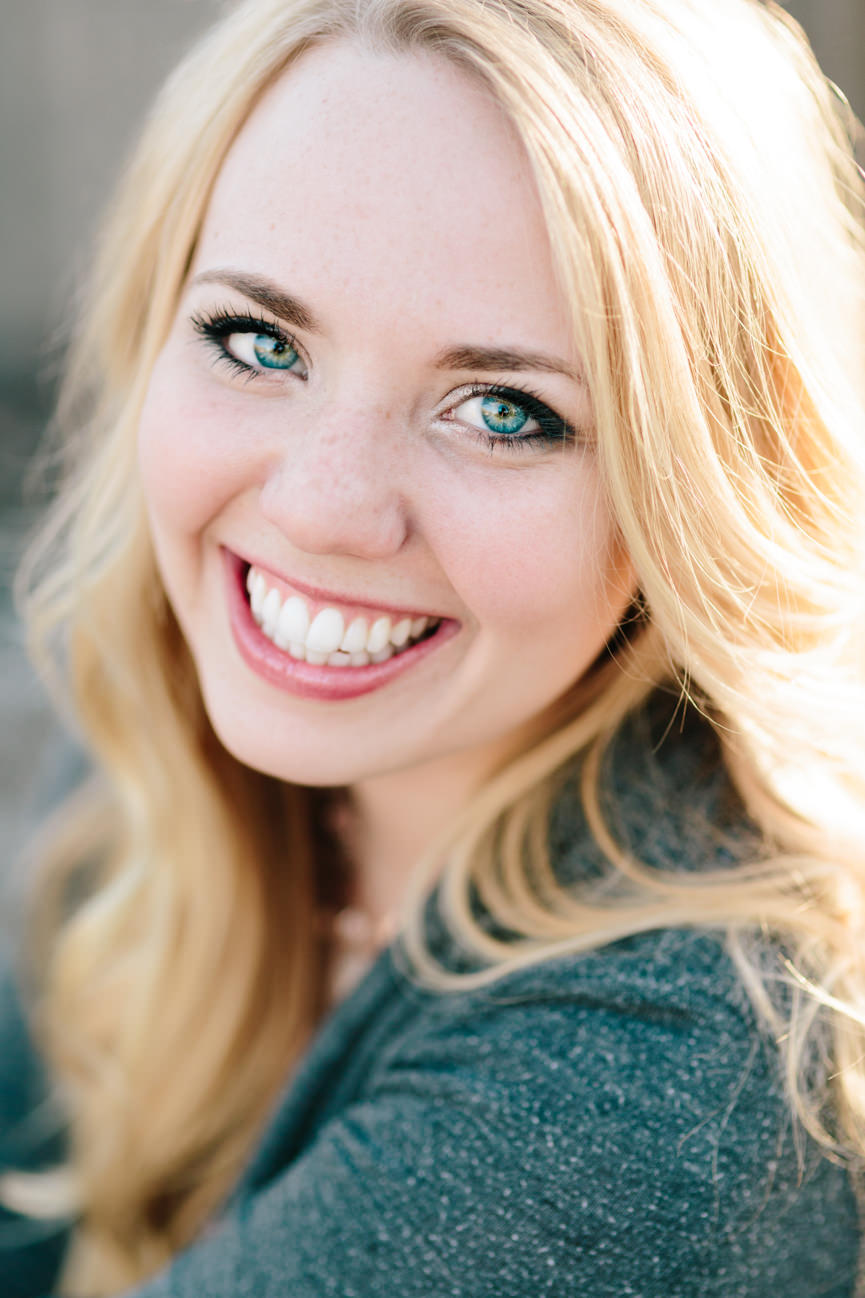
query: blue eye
235 332 301 371
449 384 575 453
192 308 306 379
479 396 532 436
453 393 541 438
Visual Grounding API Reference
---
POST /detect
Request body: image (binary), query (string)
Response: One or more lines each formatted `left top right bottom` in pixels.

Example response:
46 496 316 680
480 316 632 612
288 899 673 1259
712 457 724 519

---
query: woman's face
138 40 636 789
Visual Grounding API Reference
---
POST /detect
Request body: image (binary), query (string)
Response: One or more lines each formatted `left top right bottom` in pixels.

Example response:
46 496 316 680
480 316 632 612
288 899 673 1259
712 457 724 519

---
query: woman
2 0 864 1293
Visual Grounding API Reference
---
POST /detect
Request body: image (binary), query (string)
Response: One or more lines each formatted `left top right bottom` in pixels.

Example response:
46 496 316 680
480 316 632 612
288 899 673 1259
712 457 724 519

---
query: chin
202 709 337 786
194 685 391 787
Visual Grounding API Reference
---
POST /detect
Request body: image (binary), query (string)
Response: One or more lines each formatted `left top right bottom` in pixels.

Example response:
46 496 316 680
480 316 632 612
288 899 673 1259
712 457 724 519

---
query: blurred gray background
1 0 864 935
0 1 222 940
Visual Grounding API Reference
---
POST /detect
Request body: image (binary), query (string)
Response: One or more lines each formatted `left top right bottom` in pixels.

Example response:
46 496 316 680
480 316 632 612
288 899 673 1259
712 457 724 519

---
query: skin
137 40 636 919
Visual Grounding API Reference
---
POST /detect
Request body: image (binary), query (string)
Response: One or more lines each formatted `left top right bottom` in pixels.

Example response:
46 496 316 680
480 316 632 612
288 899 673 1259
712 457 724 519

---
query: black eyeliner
190 305 299 377
191 305 288 341
462 382 579 450
190 310 581 452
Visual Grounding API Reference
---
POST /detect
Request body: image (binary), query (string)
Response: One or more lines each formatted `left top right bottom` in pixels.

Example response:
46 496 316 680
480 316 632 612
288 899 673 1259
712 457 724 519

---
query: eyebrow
190 270 321 333
190 269 581 380
433 344 578 380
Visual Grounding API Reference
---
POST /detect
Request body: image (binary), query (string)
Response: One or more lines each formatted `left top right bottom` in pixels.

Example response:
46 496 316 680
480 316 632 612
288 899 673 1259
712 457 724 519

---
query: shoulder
357 697 859 1290
377 926 859 1295
157 926 859 1298
390 925 775 1128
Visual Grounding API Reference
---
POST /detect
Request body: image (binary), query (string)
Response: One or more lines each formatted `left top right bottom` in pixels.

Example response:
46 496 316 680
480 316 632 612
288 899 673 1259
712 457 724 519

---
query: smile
222 550 457 701
246 566 441 666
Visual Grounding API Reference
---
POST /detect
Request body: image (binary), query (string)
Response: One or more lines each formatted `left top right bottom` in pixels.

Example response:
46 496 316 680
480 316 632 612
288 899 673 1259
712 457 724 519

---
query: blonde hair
7 0 865 1291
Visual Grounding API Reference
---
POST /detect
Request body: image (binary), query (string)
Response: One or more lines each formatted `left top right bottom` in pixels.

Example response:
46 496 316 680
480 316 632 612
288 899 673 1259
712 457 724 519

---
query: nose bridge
258 400 411 559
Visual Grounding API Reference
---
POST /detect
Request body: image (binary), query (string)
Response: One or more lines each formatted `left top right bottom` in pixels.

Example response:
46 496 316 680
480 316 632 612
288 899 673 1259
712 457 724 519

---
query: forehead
192 38 573 355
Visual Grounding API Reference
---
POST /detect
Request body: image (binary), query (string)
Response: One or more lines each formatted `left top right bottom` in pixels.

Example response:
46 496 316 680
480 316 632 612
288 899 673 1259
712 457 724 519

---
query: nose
258 406 412 560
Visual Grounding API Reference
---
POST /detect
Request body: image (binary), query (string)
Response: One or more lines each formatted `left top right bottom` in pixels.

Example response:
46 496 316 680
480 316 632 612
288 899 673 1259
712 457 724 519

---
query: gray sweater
0 698 860 1296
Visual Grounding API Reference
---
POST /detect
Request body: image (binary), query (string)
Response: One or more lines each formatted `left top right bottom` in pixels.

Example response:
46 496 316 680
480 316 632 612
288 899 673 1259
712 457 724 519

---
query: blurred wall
0 1 220 927
0 1 220 486
794 0 865 120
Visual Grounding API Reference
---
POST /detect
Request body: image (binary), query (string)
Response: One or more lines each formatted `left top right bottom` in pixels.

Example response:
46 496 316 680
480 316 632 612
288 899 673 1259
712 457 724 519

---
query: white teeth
367 616 392 654
275 596 310 650
250 571 267 620
246 567 439 667
390 617 412 648
261 588 281 635
307 608 345 655
340 617 369 654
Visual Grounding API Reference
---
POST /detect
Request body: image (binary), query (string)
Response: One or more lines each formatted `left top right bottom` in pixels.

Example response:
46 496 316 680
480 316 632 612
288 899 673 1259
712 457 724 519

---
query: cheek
429 464 628 638
137 349 259 541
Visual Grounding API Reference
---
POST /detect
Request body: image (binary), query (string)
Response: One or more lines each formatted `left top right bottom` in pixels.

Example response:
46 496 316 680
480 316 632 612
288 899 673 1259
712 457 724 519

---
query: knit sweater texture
0 697 860 1296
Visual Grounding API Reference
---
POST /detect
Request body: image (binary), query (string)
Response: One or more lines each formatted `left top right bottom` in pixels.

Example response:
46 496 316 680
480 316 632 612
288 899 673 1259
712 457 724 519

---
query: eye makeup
443 382 579 454
191 305 306 380
189 305 582 453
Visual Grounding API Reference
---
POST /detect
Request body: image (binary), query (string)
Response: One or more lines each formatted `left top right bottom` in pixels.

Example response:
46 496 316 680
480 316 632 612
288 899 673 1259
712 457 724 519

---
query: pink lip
222 550 459 702
238 552 441 622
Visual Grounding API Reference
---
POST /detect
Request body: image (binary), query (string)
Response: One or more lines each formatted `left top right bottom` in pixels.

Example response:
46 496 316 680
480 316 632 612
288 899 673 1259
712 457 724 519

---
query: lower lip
223 550 459 701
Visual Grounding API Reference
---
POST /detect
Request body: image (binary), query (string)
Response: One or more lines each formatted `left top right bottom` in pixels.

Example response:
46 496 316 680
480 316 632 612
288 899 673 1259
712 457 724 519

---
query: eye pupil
252 333 298 370
481 395 528 435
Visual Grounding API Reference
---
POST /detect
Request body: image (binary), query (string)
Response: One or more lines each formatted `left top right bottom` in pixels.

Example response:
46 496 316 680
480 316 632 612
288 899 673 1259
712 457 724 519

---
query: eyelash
451 383 577 454
191 306 298 380
190 307 579 454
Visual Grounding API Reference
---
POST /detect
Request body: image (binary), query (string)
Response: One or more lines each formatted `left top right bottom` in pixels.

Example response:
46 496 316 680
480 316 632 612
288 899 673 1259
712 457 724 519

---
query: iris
252 334 300 370
480 396 529 434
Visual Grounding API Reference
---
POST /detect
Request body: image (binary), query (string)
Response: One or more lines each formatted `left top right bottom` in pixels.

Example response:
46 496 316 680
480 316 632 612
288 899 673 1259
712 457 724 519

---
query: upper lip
233 549 451 621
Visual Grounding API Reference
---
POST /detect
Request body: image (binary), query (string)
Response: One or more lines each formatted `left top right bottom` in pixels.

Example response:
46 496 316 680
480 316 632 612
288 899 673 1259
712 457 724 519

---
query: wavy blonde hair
6 0 865 1292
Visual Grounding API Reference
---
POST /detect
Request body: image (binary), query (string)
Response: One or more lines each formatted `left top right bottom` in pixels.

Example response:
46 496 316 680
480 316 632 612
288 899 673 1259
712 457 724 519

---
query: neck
338 748 501 925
